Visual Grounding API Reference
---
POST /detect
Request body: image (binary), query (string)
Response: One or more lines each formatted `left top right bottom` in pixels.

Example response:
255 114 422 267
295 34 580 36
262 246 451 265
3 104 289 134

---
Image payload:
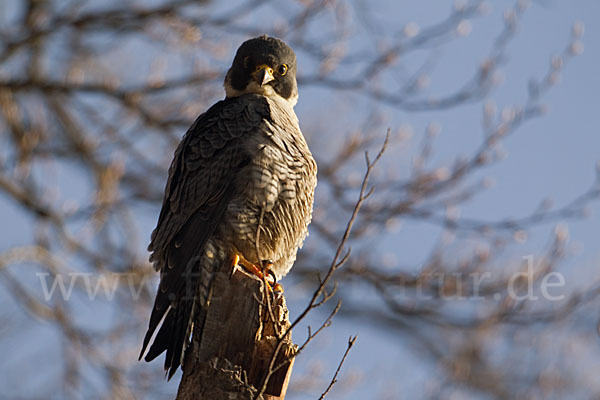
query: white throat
224 80 298 108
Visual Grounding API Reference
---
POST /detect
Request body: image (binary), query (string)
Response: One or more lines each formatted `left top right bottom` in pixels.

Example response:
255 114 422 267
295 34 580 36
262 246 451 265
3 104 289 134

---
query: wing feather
140 95 270 378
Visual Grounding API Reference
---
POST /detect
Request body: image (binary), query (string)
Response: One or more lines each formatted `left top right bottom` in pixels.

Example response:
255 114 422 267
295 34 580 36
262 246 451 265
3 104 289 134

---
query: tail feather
139 300 170 361
166 302 188 379
139 298 194 380
139 183 235 378
144 309 173 362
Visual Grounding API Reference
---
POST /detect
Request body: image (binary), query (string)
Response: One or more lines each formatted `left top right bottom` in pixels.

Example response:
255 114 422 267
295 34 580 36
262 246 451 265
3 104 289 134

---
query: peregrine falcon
139 35 317 379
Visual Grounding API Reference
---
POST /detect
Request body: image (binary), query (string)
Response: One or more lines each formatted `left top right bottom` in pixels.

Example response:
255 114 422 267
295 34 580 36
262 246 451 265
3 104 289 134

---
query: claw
273 283 284 294
262 260 276 285
261 259 283 293
231 254 283 294
232 253 265 280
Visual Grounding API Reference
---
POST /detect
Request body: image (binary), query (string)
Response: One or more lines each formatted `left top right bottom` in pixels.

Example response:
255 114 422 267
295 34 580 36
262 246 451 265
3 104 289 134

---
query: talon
266 269 277 285
232 254 282 293
232 253 265 280
230 254 240 278
262 260 276 285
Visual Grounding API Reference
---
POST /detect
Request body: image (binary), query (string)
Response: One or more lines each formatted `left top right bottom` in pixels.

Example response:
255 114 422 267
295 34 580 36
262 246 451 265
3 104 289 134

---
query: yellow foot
231 253 265 280
231 254 282 293
273 283 284 294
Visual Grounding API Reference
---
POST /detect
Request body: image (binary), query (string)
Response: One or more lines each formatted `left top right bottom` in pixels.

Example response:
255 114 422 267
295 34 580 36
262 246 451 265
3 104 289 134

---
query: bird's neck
224 81 298 109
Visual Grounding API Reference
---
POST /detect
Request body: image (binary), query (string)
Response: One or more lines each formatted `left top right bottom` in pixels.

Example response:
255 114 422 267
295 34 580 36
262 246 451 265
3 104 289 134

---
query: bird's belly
219 158 313 279
221 192 304 278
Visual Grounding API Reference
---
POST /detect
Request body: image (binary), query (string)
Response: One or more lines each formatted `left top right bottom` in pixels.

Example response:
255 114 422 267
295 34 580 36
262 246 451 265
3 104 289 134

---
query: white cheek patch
224 81 298 107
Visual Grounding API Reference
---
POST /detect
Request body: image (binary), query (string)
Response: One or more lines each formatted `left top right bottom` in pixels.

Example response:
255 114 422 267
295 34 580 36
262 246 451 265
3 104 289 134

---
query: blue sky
288 1 600 398
1 0 599 398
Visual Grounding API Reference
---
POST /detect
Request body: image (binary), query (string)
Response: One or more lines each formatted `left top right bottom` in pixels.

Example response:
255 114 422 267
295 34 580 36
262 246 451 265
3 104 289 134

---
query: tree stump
176 262 296 400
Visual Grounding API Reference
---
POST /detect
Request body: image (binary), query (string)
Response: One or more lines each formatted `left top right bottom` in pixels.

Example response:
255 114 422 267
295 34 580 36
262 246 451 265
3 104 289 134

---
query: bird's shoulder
148 95 274 264
185 95 271 146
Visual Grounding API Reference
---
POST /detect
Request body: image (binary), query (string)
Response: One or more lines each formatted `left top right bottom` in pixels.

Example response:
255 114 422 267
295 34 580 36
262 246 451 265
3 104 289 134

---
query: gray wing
139 95 270 378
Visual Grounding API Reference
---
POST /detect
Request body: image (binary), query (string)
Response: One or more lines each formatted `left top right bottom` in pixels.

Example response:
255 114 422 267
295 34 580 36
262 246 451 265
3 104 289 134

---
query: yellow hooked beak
253 64 275 87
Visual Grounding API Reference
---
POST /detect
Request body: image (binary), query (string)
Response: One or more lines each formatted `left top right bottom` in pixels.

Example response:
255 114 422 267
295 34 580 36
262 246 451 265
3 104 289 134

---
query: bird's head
224 35 298 107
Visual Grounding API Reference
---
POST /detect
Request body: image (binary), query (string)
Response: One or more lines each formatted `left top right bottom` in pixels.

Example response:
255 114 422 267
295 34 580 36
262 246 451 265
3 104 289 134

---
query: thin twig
319 336 357 400
255 131 390 398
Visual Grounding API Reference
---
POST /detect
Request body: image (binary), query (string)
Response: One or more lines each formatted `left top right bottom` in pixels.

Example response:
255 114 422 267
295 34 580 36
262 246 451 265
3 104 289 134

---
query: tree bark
176 263 296 400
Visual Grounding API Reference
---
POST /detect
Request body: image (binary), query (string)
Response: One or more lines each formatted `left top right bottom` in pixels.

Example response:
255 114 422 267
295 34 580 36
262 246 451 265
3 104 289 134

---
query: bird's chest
223 100 316 267
243 131 306 212
228 132 314 265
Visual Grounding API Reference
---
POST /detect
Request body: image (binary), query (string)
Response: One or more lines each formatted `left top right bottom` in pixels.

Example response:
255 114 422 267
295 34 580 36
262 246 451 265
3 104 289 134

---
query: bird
138 35 317 379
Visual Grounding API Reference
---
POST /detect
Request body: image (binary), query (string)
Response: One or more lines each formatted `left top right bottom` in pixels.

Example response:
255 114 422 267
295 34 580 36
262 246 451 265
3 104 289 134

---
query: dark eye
243 56 250 69
278 64 288 76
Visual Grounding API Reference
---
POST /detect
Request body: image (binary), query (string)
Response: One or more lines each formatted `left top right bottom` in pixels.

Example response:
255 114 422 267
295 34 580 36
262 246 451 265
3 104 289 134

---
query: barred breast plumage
224 96 316 279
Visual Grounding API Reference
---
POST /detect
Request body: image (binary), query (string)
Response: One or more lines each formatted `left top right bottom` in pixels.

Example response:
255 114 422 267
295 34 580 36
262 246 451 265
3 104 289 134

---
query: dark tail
139 295 195 380
139 183 235 378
